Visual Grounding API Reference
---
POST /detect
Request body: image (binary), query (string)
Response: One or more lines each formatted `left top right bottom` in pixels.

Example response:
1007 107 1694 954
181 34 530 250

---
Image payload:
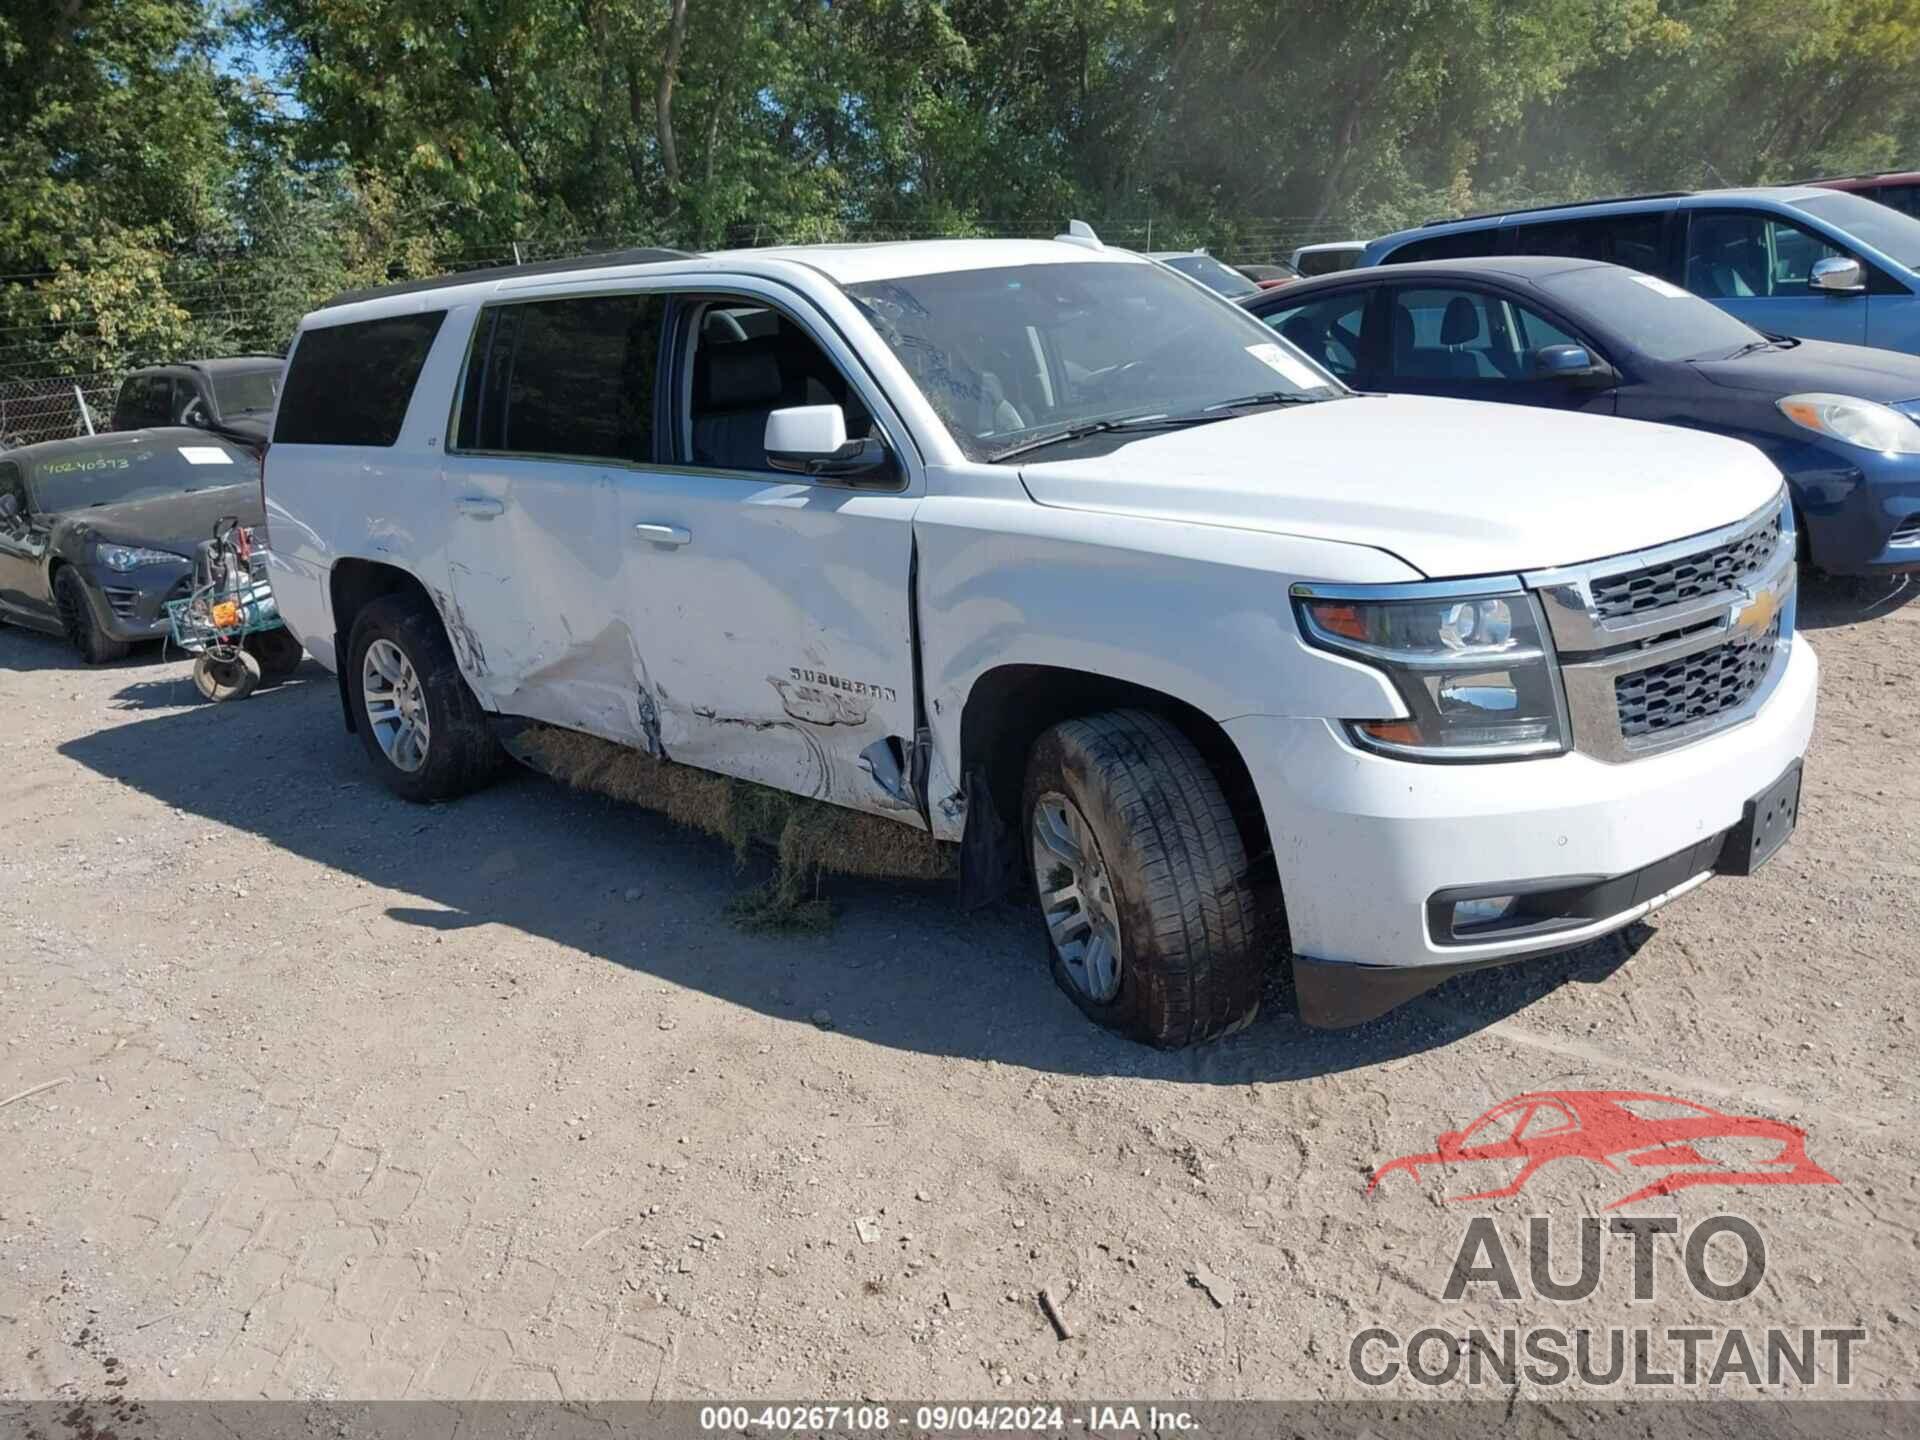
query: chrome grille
1588 511 1781 620
1527 491 1795 763
1615 618 1780 740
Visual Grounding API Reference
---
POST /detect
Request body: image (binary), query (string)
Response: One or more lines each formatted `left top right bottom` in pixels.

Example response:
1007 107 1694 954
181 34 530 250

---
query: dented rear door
440 294 661 744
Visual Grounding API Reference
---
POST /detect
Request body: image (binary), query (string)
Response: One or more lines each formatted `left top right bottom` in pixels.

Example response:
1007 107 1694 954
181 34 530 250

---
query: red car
1368 1090 1838 1210
1236 262 1302 290
1806 170 1920 219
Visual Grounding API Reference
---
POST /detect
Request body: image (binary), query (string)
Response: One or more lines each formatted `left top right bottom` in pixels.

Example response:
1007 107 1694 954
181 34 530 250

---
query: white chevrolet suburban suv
263 232 1816 1047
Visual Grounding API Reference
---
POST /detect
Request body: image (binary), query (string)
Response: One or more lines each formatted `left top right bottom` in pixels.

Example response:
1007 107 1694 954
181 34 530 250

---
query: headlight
1776 393 1920 455
98 543 187 572
1293 584 1568 761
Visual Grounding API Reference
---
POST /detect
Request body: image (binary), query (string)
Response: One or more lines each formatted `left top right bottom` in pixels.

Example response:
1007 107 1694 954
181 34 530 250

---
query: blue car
1244 257 1920 574
1362 187 1920 358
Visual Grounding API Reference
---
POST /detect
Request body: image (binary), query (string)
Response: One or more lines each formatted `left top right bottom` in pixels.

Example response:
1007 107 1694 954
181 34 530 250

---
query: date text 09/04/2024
696 1405 1199 1433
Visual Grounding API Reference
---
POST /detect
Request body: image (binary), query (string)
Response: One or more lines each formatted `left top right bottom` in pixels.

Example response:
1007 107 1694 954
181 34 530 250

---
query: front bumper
1222 635 1818 1024
1792 449 1920 573
79 563 194 641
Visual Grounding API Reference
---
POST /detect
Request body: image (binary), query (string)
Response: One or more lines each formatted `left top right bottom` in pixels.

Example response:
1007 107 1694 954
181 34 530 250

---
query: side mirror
1810 256 1866 295
0 492 20 524
765 405 894 484
180 398 211 429
1532 343 1609 385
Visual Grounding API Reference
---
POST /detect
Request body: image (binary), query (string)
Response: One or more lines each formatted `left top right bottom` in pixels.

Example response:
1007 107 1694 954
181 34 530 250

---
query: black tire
243 626 305 682
193 648 261 702
53 567 131 664
1022 709 1266 1048
346 593 502 803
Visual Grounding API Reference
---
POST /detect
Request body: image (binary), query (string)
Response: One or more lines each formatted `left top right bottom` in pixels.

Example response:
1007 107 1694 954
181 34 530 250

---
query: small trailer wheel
194 648 262 702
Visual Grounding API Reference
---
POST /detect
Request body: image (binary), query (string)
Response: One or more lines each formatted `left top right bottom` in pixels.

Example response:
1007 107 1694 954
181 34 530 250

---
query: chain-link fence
0 374 116 449
0 215 1366 447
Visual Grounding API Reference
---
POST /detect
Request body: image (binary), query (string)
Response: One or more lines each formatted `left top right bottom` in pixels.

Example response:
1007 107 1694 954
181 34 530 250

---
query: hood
1016 395 1784 578
1693 337 1920 405
52 482 264 560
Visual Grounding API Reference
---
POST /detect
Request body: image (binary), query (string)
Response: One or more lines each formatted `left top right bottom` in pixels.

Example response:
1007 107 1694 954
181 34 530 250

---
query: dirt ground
1 573 1916 1405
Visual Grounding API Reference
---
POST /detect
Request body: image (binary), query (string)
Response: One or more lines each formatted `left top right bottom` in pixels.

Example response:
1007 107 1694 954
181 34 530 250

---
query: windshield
1789 191 1920 269
1536 265 1764 361
212 367 281 416
27 438 250 512
846 261 1343 462
1161 254 1262 298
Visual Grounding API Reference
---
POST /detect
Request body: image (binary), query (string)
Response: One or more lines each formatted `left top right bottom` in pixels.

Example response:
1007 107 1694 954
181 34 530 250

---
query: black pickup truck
108 356 284 446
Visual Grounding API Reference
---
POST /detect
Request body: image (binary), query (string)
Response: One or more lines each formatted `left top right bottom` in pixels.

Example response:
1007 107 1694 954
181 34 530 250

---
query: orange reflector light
211 600 241 630
1779 400 1824 431
1358 720 1424 747
1309 601 1370 642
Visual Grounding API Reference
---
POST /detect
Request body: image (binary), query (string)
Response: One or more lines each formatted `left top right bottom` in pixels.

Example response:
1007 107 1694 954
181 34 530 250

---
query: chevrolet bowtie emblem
1738 584 1780 632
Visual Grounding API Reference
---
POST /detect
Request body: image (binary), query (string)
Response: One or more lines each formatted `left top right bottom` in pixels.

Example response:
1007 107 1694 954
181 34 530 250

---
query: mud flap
334 626 356 733
957 765 1019 910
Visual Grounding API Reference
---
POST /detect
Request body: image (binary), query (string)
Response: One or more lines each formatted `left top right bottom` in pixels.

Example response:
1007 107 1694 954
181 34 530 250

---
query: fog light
1454 895 1517 927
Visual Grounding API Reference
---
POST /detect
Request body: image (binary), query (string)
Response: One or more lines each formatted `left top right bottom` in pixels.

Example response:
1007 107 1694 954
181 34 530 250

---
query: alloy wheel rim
362 638 430 772
1030 791 1124 1002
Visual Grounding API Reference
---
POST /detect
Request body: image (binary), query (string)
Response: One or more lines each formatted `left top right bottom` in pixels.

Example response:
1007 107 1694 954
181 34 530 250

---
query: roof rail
322 247 694 309
1420 191 1689 228
1792 170 1912 185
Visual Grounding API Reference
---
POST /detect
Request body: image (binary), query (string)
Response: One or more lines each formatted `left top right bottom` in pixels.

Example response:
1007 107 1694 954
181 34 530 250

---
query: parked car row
21 173 1918 1047
1244 256 1920 575
1363 185 1920 356
245 227 1814 1049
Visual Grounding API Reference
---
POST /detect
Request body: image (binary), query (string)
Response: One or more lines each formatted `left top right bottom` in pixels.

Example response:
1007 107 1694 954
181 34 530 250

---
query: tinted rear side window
276 311 447 446
114 374 173 429
456 295 661 463
1382 228 1501 264
1875 184 1920 218
1510 212 1666 274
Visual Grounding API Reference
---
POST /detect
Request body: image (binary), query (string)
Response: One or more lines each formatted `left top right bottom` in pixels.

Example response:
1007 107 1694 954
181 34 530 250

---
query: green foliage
5 0 1920 378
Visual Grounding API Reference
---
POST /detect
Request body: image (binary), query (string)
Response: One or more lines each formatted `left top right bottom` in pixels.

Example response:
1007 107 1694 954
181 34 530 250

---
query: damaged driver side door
610 287 926 825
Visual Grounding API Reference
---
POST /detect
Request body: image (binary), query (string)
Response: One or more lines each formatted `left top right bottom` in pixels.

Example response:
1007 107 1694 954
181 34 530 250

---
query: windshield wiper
989 412 1203 463
1716 333 1793 360
1201 390 1327 413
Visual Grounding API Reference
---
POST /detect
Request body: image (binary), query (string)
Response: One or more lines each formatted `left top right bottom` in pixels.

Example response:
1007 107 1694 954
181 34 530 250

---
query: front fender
914 490 1416 795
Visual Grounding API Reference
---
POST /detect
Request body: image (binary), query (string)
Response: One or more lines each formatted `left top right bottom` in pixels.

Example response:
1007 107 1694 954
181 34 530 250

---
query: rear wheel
346 594 502 802
1022 709 1266 1048
54 567 131 664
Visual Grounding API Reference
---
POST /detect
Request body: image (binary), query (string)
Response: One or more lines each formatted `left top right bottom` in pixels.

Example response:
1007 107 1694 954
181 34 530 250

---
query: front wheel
54 568 131 664
1022 710 1267 1048
346 594 502 802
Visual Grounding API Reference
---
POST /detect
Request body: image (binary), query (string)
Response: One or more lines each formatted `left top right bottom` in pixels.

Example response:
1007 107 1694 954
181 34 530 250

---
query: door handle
456 497 505 519
633 523 691 547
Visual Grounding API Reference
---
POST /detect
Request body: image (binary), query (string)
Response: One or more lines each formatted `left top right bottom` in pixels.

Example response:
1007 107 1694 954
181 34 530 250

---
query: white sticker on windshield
1629 274 1691 299
179 446 234 465
1245 342 1323 388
